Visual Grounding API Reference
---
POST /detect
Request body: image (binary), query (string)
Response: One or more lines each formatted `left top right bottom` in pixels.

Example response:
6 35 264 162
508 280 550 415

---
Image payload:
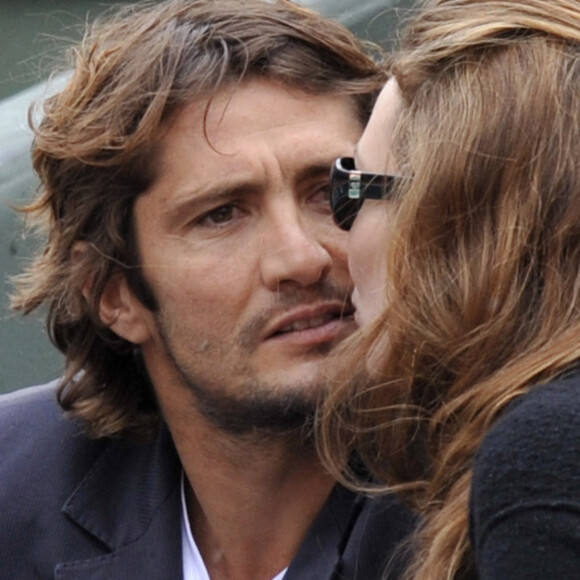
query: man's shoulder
0 379 81 442
0 379 61 414
0 380 107 500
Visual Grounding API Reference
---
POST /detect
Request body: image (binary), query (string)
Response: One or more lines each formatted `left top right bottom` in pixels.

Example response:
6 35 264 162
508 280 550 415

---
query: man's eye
199 205 238 227
318 183 332 202
309 182 332 208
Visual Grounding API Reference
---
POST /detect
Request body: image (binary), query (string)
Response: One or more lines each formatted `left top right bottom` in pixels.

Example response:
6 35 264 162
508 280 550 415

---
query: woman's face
349 78 402 327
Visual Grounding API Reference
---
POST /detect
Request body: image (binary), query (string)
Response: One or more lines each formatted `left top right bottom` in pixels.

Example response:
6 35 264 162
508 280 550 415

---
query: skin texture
349 78 402 328
97 78 364 580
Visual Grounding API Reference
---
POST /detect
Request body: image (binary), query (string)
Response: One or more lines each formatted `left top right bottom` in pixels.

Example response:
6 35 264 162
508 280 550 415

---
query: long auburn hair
10 0 386 440
319 0 580 577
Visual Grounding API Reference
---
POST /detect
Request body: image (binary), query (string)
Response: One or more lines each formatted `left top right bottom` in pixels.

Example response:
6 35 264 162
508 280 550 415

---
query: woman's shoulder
471 370 580 532
476 371 580 466
470 371 580 578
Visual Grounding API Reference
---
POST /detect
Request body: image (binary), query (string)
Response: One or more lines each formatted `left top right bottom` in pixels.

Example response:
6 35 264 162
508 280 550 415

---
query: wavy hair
319 0 580 577
11 0 386 440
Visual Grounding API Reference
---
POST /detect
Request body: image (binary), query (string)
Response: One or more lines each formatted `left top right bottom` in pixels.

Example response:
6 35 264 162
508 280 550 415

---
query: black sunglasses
330 157 400 231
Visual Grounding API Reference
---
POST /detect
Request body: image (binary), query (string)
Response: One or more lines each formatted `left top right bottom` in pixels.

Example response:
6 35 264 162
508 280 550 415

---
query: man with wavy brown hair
1 1 413 579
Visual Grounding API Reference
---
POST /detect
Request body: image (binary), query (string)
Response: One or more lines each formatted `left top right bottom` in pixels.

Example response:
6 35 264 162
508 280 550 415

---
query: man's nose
259 211 333 290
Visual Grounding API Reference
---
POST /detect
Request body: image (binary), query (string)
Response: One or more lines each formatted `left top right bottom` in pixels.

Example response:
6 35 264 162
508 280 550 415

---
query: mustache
238 280 354 351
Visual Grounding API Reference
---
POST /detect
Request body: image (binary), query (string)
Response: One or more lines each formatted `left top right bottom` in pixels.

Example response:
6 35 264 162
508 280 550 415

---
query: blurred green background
0 1 136 100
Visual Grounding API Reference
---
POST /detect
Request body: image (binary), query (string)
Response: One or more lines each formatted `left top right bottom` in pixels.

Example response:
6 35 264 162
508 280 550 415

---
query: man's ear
73 242 153 345
97 272 153 345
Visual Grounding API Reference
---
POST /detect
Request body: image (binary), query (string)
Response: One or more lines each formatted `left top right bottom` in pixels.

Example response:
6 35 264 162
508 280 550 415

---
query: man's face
123 79 362 433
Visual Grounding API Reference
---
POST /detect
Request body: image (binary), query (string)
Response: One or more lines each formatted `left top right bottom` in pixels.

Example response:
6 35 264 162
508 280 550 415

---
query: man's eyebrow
162 183 254 225
295 161 338 184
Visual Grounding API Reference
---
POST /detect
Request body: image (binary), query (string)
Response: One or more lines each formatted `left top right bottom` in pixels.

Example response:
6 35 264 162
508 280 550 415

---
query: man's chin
201 395 316 438
186 376 319 438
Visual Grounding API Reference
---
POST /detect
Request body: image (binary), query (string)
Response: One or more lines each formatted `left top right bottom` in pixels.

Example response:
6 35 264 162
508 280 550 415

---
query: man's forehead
161 79 360 146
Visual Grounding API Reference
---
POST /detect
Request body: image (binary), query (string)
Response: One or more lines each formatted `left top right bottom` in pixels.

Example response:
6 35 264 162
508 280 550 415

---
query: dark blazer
0 382 414 580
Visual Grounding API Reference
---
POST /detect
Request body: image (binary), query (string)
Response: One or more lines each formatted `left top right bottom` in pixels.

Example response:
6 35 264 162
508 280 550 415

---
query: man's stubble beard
154 312 335 440
142 278 353 440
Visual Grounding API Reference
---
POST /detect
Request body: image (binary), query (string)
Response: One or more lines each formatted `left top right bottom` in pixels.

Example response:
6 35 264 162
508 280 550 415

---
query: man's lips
264 303 355 342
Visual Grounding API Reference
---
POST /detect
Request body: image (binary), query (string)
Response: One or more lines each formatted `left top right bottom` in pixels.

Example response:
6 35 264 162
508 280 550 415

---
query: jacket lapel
284 485 365 580
55 426 183 580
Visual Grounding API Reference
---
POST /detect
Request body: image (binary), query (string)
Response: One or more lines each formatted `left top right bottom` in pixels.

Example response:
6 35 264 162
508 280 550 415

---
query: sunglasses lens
331 183 360 230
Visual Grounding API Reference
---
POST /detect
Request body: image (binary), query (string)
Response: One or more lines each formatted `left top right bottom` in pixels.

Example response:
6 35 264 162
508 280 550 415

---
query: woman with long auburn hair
320 0 580 578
